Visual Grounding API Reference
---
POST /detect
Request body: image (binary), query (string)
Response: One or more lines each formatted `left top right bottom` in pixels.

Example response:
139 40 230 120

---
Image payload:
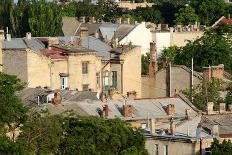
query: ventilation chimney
80 27 88 38
0 30 4 41
79 16 86 23
149 42 157 78
219 103 226 114
127 91 137 100
6 34 11 41
185 109 192 120
212 125 219 137
170 117 176 136
228 104 232 112
150 119 156 135
207 102 214 115
167 104 175 115
26 32 31 40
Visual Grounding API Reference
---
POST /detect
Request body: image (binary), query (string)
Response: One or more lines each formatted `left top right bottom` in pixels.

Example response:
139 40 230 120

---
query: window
112 71 117 88
155 144 159 155
60 76 68 90
103 71 109 90
82 61 89 74
82 84 89 91
163 145 168 155
96 72 100 88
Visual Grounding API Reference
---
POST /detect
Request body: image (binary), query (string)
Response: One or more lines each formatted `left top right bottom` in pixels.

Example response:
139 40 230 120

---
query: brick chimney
167 104 175 115
122 100 133 117
103 104 109 117
127 91 137 100
149 42 157 78
207 102 214 115
80 27 88 38
219 103 226 114
52 91 62 105
203 64 224 81
170 117 176 136
185 109 192 120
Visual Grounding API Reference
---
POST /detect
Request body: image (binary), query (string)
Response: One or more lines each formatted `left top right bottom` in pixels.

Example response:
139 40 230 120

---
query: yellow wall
171 32 203 47
121 47 142 98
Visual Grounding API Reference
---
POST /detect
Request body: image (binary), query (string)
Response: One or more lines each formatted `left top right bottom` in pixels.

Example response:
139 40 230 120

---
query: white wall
119 22 152 55
152 32 171 57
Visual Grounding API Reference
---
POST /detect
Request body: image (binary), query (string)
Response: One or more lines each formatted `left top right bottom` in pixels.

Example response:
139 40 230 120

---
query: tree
141 53 150 75
0 72 27 126
175 6 199 25
190 0 226 25
28 0 63 37
97 0 119 21
16 114 63 154
211 139 232 155
175 24 232 72
182 79 223 111
59 116 148 155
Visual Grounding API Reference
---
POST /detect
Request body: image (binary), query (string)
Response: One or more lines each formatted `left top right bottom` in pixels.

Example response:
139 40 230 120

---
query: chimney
212 125 219 137
219 103 226 114
125 18 130 24
116 18 122 24
6 34 11 41
170 117 176 136
0 30 4 41
185 109 192 120
80 27 88 38
203 67 211 81
166 63 171 97
108 88 114 99
228 104 232 112
167 104 175 115
26 32 31 40
122 101 133 117
94 32 99 38
48 37 59 46
149 42 157 77
211 64 224 80
52 92 62 105
103 104 109 117
90 16 96 23
196 123 202 139
127 91 137 100
207 102 214 115
169 27 174 33
79 16 86 23
100 92 107 103
150 119 156 135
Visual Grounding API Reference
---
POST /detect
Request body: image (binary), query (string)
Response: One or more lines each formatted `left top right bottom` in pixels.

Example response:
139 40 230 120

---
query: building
212 16 232 28
62 18 152 54
225 0 232 4
0 32 142 97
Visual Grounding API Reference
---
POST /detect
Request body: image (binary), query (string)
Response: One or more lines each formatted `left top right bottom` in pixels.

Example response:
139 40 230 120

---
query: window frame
82 61 89 74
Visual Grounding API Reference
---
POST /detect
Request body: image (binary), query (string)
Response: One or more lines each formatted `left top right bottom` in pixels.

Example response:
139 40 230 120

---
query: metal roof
3 38 45 52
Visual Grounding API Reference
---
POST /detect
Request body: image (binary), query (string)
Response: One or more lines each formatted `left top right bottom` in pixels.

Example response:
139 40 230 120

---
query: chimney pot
26 32 31 40
52 92 62 105
80 27 88 38
219 103 226 114
127 91 137 100
167 104 175 115
207 102 214 115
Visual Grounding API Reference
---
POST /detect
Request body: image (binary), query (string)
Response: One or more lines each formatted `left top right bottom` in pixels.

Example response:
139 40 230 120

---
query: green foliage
0 72 27 126
158 46 180 68
28 0 63 37
59 116 148 155
225 81 232 105
0 135 24 154
174 24 232 72
211 139 232 155
97 0 120 21
17 114 63 154
141 53 150 75
175 6 199 25
190 0 226 25
182 79 223 111
61 2 78 17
